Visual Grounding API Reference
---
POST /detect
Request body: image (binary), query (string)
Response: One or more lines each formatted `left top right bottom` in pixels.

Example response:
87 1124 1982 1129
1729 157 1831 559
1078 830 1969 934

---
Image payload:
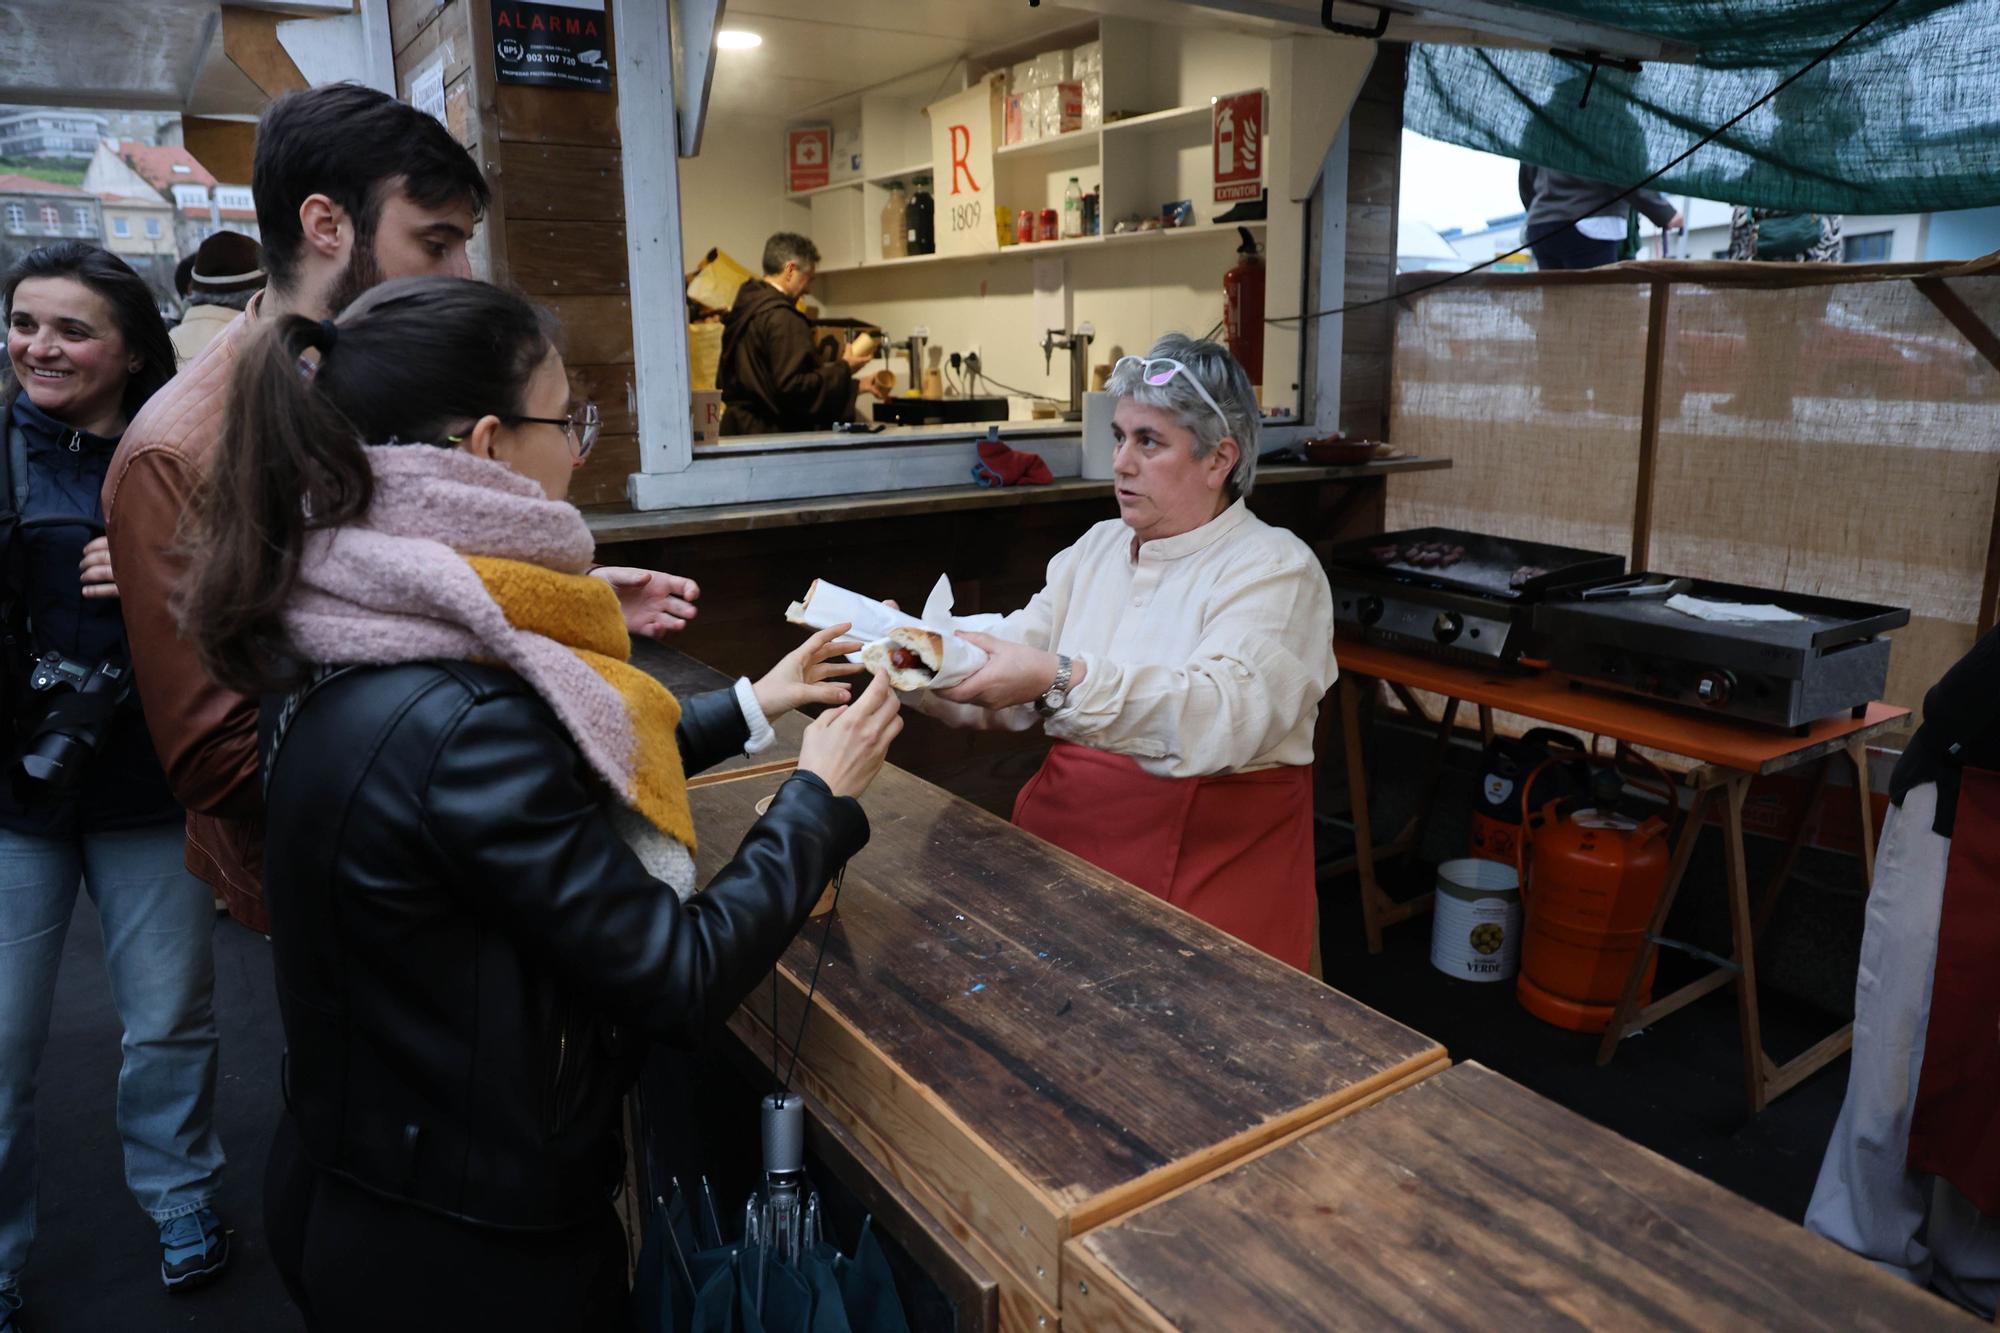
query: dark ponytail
179 275 558 693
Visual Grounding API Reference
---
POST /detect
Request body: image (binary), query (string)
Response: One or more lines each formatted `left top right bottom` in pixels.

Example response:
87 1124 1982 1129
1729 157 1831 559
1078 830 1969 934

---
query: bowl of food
1302 435 1377 465
756 792 839 916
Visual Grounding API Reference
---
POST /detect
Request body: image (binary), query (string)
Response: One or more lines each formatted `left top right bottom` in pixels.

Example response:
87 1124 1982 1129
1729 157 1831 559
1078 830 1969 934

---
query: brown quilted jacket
102 300 267 933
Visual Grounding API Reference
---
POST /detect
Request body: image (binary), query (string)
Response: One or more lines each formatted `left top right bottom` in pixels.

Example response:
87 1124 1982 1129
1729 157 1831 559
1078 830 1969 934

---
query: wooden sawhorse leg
1339 674 1437 954
1600 747 1876 1114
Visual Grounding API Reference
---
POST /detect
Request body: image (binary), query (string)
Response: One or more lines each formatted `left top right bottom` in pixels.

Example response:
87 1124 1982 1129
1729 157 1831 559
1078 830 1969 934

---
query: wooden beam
221 6 311 99
1631 280 1671 570
1916 276 2000 634
464 0 511 284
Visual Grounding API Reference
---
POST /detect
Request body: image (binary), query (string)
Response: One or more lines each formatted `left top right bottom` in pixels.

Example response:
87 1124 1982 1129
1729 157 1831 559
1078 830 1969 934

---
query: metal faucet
885 327 929 397
1041 323 1095 421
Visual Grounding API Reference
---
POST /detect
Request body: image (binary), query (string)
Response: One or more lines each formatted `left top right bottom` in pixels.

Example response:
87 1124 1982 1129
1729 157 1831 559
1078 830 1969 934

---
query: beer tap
1041 323 1096 421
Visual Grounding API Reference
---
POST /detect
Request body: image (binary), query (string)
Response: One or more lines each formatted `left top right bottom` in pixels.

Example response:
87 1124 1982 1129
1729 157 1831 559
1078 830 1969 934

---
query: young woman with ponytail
178 275 902 1331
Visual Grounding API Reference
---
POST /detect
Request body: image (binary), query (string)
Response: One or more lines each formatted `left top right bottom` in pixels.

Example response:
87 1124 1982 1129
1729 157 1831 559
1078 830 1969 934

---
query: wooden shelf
1101 103 1212 136
819 219 1262 276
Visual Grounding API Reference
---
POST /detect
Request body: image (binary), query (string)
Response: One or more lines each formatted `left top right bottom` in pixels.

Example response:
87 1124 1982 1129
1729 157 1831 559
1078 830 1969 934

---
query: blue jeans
0 820 224 1287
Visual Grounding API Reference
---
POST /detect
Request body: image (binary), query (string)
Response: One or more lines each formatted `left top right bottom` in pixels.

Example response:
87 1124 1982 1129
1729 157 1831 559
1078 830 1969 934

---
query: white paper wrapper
785 573 989 690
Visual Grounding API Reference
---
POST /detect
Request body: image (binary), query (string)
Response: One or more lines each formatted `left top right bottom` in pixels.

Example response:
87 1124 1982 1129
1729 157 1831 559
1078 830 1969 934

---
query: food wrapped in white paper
784 573 989 691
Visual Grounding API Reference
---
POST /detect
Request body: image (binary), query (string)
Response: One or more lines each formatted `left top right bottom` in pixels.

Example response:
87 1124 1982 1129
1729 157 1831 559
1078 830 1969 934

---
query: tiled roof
93 193 172 208
115 141 218 191
0 173 92 198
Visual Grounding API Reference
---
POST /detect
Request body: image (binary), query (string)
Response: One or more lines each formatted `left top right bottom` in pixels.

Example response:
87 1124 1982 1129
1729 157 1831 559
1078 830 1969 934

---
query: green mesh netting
1405 1 2000 214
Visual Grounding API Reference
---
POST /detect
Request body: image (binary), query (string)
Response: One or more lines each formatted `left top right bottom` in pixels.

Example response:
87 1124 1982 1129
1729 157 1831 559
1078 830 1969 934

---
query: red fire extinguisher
1224 225 1265 385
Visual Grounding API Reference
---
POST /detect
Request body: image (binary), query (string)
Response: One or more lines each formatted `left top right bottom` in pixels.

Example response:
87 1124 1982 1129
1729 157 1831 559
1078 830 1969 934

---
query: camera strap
260 664 356 796
5 419 27 515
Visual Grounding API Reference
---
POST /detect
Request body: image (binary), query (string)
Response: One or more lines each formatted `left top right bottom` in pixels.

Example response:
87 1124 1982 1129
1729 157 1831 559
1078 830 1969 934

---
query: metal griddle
1534 577 1910 729
1326 528 1627 668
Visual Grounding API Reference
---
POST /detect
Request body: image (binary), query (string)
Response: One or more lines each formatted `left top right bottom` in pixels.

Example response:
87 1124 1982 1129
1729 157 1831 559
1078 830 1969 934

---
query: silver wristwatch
1036 654 1073 715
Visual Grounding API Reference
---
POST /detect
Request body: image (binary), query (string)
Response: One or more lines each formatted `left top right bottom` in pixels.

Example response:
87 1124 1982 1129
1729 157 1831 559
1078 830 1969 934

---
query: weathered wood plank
506 220 629 295
693 765 1446 1311
388 0 446 60
499 141 626 221
1069 1063 1969 1331
544 294 635 364
497 83 623 146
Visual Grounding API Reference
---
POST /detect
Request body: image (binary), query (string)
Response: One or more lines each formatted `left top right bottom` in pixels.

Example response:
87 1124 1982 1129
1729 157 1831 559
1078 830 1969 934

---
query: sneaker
0 1282 20 1332
159 1207 229 1291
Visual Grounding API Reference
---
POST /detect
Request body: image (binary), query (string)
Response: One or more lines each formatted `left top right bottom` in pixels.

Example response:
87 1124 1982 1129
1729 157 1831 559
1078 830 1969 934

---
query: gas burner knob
1696 670 1735 707
1357 595 1385 626
1432 611 1464 644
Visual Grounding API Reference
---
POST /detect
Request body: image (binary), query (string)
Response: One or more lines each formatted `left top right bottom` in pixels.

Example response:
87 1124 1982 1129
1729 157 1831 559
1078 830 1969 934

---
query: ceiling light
716 29 762 51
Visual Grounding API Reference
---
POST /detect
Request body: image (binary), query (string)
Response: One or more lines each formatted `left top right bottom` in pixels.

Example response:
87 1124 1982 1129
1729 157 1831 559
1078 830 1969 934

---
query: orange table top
1334 636 1911 776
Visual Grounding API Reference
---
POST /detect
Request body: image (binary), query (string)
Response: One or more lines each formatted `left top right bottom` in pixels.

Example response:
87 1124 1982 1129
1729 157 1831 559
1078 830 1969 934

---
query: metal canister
1016 207 1038 244
1039 207 1059 241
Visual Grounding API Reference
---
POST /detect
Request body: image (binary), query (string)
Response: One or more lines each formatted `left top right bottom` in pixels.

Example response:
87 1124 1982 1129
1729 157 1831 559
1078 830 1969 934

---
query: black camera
19 649 132 792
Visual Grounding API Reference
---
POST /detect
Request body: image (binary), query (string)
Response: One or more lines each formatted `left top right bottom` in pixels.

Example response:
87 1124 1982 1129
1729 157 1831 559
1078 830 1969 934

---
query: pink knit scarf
282 444 699 893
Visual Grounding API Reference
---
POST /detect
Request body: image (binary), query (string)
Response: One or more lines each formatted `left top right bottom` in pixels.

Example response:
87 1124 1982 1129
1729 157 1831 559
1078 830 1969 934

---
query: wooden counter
1065 1063 1971 1331
693 765 1448 1330
587 459 1446 544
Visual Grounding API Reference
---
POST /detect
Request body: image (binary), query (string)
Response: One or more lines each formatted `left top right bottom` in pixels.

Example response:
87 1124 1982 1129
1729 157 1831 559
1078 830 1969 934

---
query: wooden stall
390 0 639 506
687 763 1449 1330
1063 1063 1969 1331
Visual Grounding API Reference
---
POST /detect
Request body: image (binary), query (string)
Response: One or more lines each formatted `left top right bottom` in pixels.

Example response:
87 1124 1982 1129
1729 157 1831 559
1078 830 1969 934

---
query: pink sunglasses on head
1113 355 1232 435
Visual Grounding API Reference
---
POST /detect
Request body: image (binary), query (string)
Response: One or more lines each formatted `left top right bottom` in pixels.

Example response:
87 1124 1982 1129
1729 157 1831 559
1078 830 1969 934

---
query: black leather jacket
260 661 866 1230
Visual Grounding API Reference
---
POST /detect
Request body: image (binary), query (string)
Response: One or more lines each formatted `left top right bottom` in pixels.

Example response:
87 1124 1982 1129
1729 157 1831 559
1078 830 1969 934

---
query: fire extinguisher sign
1212 89 1266 203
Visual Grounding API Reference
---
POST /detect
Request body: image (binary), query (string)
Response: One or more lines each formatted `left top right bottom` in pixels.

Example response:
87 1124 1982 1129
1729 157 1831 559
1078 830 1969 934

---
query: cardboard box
690 389 723 442
1040 81 1082 138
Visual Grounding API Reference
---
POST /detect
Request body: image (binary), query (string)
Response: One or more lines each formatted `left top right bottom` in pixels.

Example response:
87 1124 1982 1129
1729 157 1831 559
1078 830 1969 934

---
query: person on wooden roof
909 332 1337 972
717 232 877 435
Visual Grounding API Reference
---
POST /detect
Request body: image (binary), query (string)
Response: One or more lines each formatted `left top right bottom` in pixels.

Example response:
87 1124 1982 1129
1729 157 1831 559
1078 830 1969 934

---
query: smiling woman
0 241 232 1313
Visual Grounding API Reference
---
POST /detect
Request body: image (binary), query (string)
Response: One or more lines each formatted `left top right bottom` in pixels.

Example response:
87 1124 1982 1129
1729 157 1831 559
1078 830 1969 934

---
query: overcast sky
1398 131 1525 234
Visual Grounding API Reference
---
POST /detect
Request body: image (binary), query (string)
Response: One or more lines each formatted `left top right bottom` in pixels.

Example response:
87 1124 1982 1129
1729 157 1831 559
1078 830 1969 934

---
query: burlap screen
1386 258 2000 736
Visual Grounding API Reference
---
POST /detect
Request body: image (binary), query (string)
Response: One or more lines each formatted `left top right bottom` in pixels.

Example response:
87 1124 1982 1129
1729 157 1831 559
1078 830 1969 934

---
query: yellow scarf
464 556 696 853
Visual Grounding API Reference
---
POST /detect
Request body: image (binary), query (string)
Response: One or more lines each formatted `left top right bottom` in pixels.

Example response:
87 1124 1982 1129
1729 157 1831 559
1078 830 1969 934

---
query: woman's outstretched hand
754 623 864 719
797 668 903 800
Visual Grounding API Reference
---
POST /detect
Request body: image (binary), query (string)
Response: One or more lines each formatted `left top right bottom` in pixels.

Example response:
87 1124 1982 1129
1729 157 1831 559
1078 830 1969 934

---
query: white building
0 106 109 160
82 139 258 257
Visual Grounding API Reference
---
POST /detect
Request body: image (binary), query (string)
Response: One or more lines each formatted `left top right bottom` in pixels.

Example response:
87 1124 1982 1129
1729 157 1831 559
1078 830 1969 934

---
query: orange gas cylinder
1515 751 1676 1034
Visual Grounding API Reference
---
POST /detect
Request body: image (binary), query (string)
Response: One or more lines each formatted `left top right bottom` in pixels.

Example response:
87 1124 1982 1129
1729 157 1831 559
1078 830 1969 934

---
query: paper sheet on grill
1665 594 1805 623
785 573 989 689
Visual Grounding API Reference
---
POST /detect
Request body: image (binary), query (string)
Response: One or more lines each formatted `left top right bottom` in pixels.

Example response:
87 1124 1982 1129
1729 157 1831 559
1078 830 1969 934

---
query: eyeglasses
509 402 602 461
1113 356 1232 435
450 402 602 462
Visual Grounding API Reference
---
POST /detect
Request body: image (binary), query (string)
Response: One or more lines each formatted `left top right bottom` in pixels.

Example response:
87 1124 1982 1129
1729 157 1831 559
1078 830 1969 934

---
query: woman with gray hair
919 332 1336 970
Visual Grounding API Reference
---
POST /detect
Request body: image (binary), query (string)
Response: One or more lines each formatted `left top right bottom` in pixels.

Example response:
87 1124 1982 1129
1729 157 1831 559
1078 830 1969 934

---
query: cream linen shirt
918 498 1338 778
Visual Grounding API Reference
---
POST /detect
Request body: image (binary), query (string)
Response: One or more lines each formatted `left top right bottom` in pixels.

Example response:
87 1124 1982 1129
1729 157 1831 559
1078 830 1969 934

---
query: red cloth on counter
1011 739 1316 970
974 438 1054 486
